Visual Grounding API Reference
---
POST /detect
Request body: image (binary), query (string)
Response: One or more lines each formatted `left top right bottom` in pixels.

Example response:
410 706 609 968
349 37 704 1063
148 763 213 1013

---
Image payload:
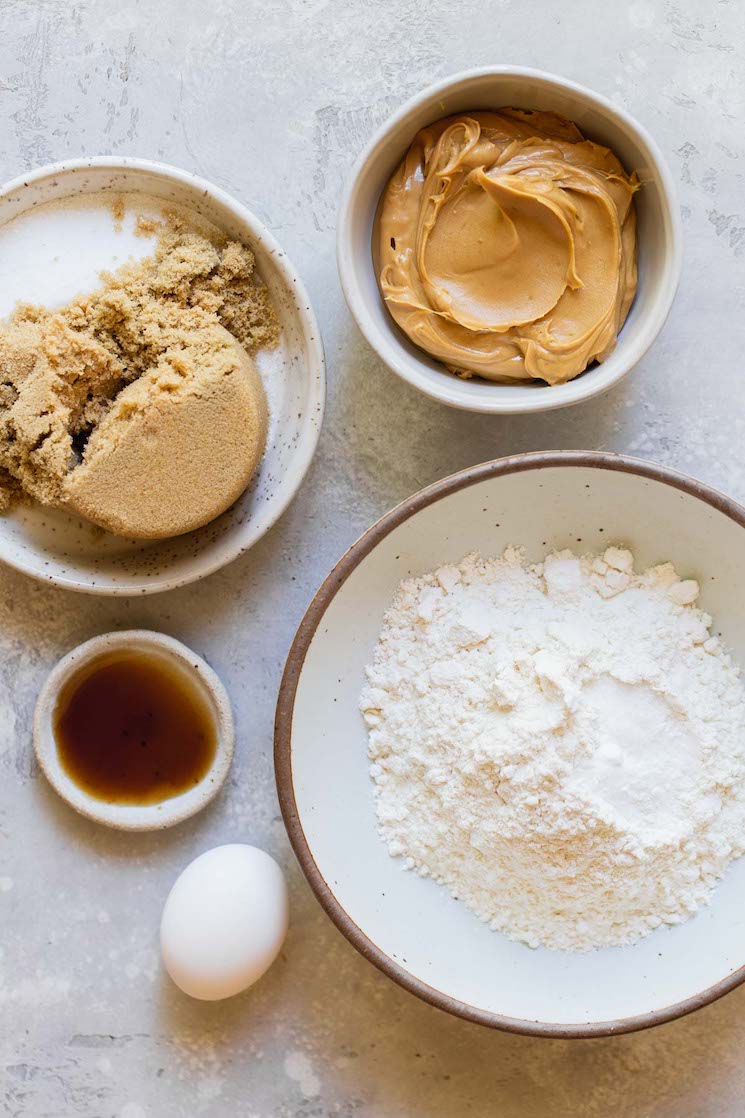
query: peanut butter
378 109 638 385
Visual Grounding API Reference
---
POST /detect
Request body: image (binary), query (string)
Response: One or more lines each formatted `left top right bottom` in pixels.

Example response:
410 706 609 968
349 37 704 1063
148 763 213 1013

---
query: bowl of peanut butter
338 67 682 414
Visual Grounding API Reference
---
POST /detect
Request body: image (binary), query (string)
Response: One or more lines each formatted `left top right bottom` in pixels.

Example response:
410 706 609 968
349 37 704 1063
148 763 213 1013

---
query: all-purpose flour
360 547 745 951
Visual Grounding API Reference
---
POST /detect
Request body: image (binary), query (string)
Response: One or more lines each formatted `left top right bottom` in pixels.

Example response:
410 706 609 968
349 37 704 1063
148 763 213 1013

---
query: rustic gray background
1 0 745 1115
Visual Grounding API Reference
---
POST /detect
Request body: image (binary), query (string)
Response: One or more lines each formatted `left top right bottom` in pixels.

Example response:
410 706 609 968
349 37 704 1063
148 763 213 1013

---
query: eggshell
160 843 289 1000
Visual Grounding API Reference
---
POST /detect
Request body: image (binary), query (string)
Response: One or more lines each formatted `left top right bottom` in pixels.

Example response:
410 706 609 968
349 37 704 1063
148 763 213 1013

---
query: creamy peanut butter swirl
378 109 638 385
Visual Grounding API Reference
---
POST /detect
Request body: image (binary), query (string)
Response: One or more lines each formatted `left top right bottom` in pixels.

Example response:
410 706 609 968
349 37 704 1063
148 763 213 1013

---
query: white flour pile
360 547 745 951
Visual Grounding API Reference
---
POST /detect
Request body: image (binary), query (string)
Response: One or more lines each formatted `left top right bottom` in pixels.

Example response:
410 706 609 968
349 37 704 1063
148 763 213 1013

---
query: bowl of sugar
0 158 324 594
276 451 745 1036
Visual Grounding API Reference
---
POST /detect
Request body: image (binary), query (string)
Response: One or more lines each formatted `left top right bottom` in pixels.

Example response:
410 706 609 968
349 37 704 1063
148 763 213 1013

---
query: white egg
160 844 288 1000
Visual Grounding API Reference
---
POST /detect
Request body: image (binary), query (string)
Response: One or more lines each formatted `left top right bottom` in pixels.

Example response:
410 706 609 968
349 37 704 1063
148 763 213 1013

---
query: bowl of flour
276 452 745 1036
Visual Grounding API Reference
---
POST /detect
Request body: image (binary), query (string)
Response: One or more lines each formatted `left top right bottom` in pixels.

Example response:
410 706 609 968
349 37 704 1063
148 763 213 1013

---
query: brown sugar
110 196 125 232
0 218 279 536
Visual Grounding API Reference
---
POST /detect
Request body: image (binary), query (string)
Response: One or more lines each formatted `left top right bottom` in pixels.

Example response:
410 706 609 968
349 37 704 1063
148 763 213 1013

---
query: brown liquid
53 649 217 805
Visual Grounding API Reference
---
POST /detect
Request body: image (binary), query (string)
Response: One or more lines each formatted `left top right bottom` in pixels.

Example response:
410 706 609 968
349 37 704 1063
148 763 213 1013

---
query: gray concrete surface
1 0 745 1114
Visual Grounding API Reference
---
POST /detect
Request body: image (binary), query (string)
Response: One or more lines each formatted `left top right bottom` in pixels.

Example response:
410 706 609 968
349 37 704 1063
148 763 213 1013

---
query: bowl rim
0 155 326 595
275 450 745 1037
34 628 235 830
337 66 683 415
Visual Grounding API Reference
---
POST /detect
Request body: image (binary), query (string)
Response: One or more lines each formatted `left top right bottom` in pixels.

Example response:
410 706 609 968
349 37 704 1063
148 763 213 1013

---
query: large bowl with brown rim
276 452 745 1037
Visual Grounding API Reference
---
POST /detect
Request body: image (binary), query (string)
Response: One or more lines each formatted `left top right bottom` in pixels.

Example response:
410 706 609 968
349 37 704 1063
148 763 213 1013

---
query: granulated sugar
360 547 745 951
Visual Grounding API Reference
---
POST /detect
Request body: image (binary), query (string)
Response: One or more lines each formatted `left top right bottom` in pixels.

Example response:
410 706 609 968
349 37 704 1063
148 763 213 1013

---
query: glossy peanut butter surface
378 109 638 385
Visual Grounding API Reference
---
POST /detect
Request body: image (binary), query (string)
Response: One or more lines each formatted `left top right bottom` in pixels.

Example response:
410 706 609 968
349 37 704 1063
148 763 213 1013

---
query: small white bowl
276 453 745 1036
337 67 682 414
34 630 234 831
0 157 325 594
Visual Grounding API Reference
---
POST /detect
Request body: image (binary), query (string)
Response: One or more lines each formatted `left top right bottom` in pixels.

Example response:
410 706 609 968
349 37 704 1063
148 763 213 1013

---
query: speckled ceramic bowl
34 630 234 830
0 158 325 594
276 452 745 1036
338 67 682 414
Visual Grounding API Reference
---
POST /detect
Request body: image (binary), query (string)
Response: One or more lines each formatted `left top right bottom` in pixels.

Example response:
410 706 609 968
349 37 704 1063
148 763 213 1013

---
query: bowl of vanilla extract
34 630 234 830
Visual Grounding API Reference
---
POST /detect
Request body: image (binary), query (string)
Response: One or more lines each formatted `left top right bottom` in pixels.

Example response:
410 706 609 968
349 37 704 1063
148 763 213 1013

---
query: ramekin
33 630 234 831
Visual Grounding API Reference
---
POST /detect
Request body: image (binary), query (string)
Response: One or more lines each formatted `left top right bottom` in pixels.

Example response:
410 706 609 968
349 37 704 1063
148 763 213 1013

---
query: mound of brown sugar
0 220 279 536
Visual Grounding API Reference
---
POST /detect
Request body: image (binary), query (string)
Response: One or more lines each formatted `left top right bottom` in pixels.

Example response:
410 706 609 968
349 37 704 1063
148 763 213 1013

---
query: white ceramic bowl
0 158 325 594
276 453 745 1036
34 630 234 830
337 68 682 414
